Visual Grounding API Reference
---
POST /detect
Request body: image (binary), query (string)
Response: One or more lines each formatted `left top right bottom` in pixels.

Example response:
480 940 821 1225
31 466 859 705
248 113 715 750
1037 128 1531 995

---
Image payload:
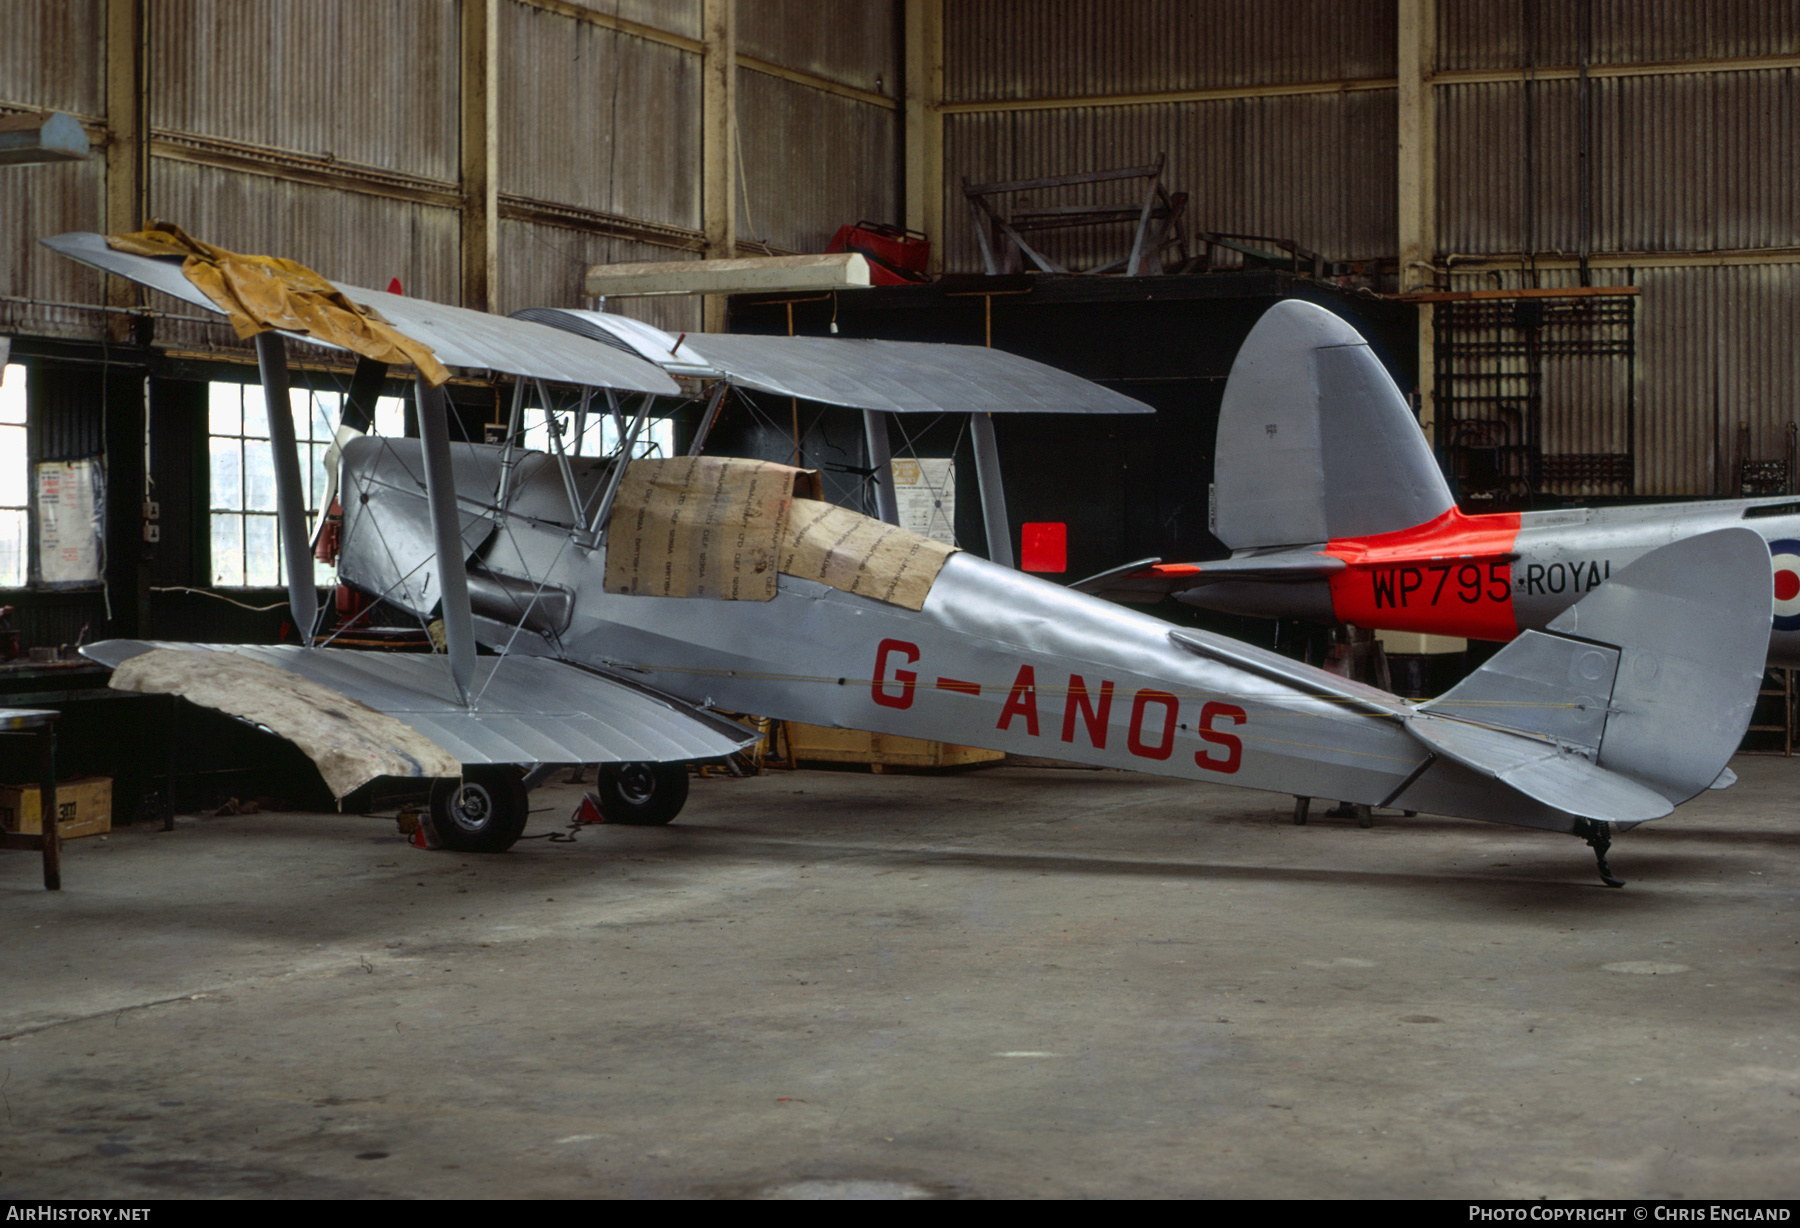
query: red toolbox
827 221 930 285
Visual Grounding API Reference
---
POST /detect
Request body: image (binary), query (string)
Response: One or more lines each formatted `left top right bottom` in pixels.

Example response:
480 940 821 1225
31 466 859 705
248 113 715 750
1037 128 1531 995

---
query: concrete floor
1 757 1797 1200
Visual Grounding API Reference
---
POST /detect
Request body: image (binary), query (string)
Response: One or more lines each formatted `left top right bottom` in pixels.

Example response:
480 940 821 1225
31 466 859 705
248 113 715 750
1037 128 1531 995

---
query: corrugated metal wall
1434 258 1800 500
150 0 461 182
1439 71 1800 256
0 158 105 338
563 0 702 41
0 0 105 338
5 0 1797 508
149 162 465 351
944 92 1398 272
737 70 896 252
1 0 902 347
498 220 701 330
739 0 892 89
0 0 104 115
1429 1 1800 494
502 3 701 229
946 0 1395 100
736 1 898 252
940 0 1398 273
1439 0 1800 71
934 0 1800 497
1632 264 1800 495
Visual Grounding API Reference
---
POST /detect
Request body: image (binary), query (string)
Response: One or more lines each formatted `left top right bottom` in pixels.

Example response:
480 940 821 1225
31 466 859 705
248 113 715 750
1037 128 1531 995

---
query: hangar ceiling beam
903 0 944 272
461 0 499 312
934 54 1800 118
104 0 147 342
1443 248 1800 272
1397 0 1436 440
519 0 705 55
702 0 737 331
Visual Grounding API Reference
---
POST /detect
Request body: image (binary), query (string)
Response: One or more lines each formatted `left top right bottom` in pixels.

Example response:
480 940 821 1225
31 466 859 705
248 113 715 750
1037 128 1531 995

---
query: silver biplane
47 232 1773 887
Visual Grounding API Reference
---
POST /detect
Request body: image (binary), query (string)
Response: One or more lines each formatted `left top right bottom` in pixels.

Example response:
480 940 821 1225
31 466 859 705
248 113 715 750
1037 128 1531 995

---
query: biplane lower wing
82 639 758 795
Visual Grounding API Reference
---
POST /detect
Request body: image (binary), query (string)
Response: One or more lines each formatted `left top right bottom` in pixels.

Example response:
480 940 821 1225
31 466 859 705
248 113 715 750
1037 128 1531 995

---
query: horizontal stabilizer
1418 629 1618 751
1406 715 1672 825
1541 527 1770 804
1177 551 1344 582
1073 551 1341 602
85 640 758 795
1405 528 1769 816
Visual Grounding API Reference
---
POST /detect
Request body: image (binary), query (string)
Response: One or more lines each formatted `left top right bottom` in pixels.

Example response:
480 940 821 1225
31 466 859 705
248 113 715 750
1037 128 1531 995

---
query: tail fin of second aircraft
1211 300 1454 551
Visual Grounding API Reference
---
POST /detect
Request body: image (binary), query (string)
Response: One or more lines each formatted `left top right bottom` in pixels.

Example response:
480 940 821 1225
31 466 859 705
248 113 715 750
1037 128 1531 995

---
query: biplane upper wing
41 232 681 394
83 639 758 796
514 308 1154 415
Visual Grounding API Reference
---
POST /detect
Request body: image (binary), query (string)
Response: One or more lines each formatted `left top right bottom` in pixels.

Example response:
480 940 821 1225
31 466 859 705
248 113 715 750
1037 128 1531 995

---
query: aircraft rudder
1212 300 1452 551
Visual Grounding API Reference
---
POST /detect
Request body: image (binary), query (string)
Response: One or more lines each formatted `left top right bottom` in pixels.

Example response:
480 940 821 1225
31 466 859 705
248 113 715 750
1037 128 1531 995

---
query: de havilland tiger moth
45 228 1773 887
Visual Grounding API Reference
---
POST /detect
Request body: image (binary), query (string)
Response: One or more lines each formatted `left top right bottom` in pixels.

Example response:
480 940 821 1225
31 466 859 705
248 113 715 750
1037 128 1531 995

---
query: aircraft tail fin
1211 300 1454 550
1412 528 1770 816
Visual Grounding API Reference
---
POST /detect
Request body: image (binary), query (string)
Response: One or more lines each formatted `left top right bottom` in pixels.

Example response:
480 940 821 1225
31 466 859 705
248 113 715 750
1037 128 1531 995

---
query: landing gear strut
1572 817 1625 888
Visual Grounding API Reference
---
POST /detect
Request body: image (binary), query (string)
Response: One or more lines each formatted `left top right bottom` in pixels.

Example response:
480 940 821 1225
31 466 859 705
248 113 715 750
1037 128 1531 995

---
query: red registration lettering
1195 701 1245 773
997 664 1040 736
871 638 919 709
1126 689 1179 760
1060 674 1114 749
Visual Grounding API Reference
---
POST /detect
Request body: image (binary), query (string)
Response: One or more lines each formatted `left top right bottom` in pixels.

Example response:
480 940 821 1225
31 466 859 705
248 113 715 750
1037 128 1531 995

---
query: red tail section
1324 508 1523 640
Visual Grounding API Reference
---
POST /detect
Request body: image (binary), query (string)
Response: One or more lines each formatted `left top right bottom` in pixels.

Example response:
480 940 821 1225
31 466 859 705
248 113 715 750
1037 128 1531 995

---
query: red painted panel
1021 522 1067 573
1325 508 1523 641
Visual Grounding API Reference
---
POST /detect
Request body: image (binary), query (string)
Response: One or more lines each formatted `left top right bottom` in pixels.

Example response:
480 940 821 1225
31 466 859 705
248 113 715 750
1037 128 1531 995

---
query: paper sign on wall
36 459 104 585
891 457 956 545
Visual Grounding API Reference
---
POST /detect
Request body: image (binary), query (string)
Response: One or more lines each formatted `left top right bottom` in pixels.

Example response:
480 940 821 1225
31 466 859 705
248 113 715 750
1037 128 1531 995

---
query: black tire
595 761 689 826
429 765 531 852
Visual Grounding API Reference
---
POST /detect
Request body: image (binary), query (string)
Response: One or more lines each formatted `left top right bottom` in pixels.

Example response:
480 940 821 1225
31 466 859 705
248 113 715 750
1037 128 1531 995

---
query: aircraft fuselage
339 437 1642 834
1183 495 1800 665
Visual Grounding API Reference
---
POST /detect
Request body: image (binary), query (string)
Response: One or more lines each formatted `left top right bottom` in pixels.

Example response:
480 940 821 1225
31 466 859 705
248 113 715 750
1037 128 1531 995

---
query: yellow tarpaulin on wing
106 221 450 386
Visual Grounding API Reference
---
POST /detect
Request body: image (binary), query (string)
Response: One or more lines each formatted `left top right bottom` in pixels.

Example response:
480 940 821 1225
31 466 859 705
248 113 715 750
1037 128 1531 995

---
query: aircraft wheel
596 761 689 826
429 766 531 852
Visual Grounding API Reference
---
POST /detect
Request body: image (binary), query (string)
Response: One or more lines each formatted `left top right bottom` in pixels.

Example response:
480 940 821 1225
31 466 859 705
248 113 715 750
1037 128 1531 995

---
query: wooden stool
0 708 61 890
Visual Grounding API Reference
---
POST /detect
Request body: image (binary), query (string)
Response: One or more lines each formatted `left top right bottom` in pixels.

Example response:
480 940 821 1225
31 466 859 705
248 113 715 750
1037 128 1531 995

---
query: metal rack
1745 667 1797 756
1432 290 1637 505
963 154 1188 277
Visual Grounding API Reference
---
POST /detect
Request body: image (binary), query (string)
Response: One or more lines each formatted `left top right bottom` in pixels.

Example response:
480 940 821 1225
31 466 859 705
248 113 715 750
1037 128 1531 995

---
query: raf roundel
1770 539 1800 631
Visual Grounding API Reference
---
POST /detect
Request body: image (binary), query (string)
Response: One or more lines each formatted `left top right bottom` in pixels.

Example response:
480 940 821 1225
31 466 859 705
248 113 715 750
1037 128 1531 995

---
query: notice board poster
891 457 956 546
36 459 104 585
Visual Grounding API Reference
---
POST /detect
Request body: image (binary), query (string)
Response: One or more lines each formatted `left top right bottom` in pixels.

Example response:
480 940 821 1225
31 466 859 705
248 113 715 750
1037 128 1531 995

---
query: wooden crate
783 723 1002 771
0 776 113 840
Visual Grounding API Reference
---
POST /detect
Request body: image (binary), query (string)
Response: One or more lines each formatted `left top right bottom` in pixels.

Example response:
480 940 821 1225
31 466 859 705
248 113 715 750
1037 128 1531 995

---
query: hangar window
208 380 346 588
522 410 675 460
0 364 26 587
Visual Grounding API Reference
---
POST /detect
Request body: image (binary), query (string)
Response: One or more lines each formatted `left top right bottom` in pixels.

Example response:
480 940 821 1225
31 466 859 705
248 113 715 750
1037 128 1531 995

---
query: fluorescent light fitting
0 112 90 166
584 252 873 298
